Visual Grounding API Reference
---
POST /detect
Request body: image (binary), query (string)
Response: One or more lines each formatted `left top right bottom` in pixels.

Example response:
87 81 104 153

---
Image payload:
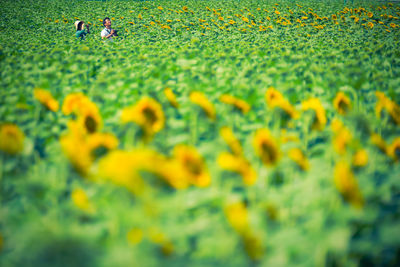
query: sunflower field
0 0 400 266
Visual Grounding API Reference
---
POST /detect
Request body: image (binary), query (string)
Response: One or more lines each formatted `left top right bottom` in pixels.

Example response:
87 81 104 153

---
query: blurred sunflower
375 91 400 125
121 97 165 137
288 148 309 171
370 133 387 153
334 161 364 209
0 123 25 155
333 92 351 115
265 87 298 119
387 138 400 161
352 149 369 167
71 188 95 213
164 87 179 108
218 152 257 185
225 202 249 234
77 101 103 134
189 91 216 120
33 88 59 112
252 129 280 166
219 94 250 114
331 119 352 155
62 93 88 115
220 126 243 156
173 145 210 187
301 98 327 130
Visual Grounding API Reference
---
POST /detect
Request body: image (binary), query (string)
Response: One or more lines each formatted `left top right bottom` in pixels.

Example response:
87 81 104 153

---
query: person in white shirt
101 17 117 39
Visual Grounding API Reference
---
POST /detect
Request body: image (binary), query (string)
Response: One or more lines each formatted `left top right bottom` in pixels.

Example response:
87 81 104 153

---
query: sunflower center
143 107 157 125
184 157 202 175
85 115 97 133
338 100 349 113
261 141 277 163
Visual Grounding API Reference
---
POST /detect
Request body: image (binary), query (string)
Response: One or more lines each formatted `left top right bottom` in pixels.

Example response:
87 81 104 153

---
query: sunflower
352 149 368 167
71 188 95 213
265 87 298 119
219 94 250 114
225 202 249 234
375 91 400 125
173 145 211 187
334 161 364 209
370 133 387 153
367 21 374 28
288 148 309 171
217 152 257 185
301 98 327 130
0 123 25 155
189 91 216 120
333 92 351 115
387 138 400 161
331 119 352 155
220 126 243 156
164 87 179 108
97 149 165 194
367 12 373 18
121 97 165 136
62 92 88 115
127 228 143 245
33 88 59 112
332 14 337 20
60 131 92 175
252 129 280 166
77 101 103 134
87 132 119 158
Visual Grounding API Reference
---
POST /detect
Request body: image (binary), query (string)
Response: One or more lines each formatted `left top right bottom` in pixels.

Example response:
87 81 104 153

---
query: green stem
191 111 198 145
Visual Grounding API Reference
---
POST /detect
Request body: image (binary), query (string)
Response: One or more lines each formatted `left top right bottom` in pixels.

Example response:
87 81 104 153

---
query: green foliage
1 0 400 266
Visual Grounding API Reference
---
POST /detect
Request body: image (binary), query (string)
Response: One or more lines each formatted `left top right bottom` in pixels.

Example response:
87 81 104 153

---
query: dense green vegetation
1 0 400 266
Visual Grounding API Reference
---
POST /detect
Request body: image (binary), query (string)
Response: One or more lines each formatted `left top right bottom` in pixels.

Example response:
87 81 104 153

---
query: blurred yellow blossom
0 124 25 155
33 88 59 112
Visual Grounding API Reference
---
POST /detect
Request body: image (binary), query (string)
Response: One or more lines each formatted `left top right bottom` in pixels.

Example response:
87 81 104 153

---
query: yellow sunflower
301 98 327 130
33 88 59 112
217 152 257 185
173 145 211 187
331 119 352 155
71 188 95 213
370 133 387 153
219 126 243 156
387 138 400 161
265 87 298 119
0 124 25 155
288 148 309 171
77 101 103 134
334 161 364 209
121 97 165 136
333 92 351 115
375 91 400 125
219 94 250 114
352 149 369 167
62 92 88 115
225 202 249 234
189 91 216 120
164 87 179 108
252 129 280 166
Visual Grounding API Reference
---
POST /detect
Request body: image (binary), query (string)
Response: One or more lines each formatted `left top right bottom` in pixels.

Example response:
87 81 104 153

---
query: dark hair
103 17 110 26
77 21 84 31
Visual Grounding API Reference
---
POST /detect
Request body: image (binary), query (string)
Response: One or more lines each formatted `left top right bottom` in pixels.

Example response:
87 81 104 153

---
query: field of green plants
1 0 400 266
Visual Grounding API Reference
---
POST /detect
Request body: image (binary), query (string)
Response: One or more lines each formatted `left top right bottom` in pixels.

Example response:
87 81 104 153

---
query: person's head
75 20 85 31
103 17 111 28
